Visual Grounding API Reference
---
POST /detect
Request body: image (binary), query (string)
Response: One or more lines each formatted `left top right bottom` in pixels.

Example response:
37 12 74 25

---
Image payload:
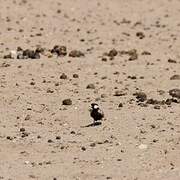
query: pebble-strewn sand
0 0 180 179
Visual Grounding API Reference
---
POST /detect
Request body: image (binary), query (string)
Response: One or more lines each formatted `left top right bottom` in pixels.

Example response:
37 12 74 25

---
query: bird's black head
91 103 99 110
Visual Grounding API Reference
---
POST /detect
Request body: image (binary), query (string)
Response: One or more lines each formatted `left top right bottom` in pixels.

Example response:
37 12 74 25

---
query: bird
90 103 104 125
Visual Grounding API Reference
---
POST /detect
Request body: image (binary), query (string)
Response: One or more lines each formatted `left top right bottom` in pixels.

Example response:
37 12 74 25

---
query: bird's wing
98 109 104 118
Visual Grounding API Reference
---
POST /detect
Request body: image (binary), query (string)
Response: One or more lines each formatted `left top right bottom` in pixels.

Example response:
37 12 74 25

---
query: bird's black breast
91 109 104 121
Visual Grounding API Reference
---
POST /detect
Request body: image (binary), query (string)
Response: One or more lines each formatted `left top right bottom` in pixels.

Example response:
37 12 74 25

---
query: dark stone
25 115 31 120
154 105 160 109
169 89 180 98
46 88 54 93
146 99 159 105
133 92 147 102
56 136 61 140
141 51 151 55
6 136 13 140
51 45 67 56
168 59 177 63
70 131 76 134
107 49 118 57
73 74 79 78
86 83 95 89
21 132 29 138
69 50 84 57
81 146 86 151
20 128 25 132
114 90 126 96
3 54 12 59
90 143 96 147
47 139 53 143
127 49 138 61
170 75 180 80
118 103 123 107
62 99 72 105
60 73 67 79
136 32 145 39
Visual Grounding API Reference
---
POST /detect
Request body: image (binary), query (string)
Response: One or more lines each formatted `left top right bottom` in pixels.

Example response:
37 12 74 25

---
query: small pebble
86 83 95 89
81 146 86 151
170 75 180 80
56 136 61 140
20 128 25 132
133 92 147 102
114 90 126 96
62 99 72 105
118 103 123 107
73 74 79 78
60 73 67 79
69 50 84 57
47 139 53 143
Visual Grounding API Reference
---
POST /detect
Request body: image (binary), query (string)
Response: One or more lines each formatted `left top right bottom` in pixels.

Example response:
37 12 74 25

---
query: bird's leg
93 119 96 126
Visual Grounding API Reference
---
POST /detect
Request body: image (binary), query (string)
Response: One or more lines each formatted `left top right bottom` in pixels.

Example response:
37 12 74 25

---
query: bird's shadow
81 121 102 128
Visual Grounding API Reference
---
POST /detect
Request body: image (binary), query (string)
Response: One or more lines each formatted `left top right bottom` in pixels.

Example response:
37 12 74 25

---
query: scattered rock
46 88 54 93
106 177 112 179
3 53 13 59
101 94 107 98
127 75 137 79
21 132 29 138
117 158 122 161
152 139 158 143
101 57 107 61
90 142 96 147
118 103 123 107
107 48 118 57
86 83 95 89
120 49 138 61
168 58 177 63
6 136 13 140
73 74 79 78
1 62 10 67
128 49 138 60
146 99 159 105
81 146 86 151
30 81 35 85
69 50 84 57
20 128 26 132
56 136 61 140
47 139 53 143
62 99 72 105
150 124 156 129
136 32 145 39
25 115 31 121
60 73 68 79
141 51 151 55
169 89 180 98
165 98 172 105
114 90 126 96
170 75 180 80
19 48 40 59
154 105 160 109
51 45 67 56
55 82 59 86
70 131 76 134
133 92 147 102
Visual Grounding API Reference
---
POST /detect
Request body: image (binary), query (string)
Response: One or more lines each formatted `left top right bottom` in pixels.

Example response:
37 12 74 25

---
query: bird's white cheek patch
94 105 99 109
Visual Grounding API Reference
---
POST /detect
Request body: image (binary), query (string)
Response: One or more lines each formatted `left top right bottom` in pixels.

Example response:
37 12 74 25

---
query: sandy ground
0 0 180 179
